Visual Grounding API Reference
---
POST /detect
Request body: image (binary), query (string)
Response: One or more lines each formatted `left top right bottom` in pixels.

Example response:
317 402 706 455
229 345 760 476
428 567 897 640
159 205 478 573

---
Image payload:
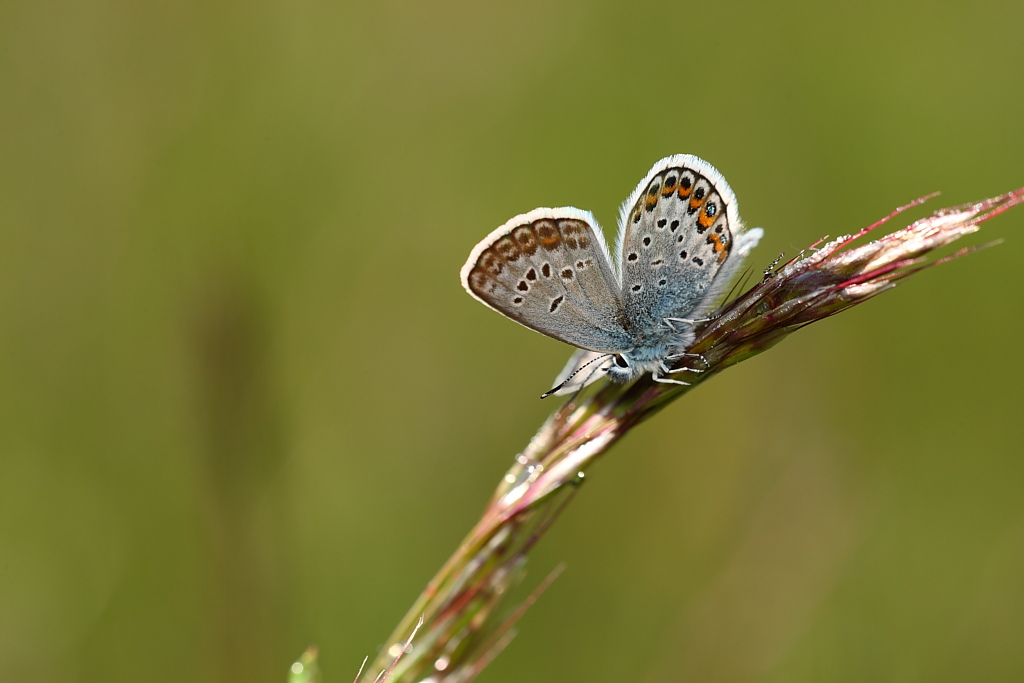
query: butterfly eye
614 354 630 368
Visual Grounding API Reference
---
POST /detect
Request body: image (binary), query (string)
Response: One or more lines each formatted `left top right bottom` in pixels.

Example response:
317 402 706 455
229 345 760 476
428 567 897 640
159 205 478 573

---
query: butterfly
461 154 763 396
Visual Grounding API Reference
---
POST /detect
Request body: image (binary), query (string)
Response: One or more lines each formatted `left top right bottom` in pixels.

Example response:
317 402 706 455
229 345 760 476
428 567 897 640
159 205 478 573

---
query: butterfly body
461 154 763 393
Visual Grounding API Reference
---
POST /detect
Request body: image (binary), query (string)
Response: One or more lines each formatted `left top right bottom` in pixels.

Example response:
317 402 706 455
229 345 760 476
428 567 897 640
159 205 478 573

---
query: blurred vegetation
0 1 1022 682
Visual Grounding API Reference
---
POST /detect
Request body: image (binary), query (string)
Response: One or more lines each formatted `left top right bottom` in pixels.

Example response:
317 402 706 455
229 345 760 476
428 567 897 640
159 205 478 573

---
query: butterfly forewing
618 158 738 329
461 208 632 353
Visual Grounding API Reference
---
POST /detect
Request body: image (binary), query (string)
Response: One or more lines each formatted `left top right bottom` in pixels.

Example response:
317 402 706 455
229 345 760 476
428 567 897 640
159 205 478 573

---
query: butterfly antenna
540 354 612 399
762 252 785 282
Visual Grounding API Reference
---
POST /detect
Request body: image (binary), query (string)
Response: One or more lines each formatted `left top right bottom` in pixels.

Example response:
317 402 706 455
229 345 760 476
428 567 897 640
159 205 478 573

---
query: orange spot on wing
495 236 521 261
707 233 730 262
479 251 504 276
698 210 716 229
512 226 538 255
535 221 561 247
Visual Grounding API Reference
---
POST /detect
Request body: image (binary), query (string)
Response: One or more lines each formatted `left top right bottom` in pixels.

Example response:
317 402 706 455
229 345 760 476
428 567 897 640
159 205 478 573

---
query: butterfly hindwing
461 207 632 353
616 155 742 330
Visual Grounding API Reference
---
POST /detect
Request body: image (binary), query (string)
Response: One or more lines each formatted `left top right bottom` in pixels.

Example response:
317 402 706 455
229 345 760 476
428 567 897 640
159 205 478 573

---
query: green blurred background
2 1 1022 681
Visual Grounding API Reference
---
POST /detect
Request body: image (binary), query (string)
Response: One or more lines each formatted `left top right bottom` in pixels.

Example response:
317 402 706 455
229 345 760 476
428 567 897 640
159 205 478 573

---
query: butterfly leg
650 361 692 386
652 370 691 386
664 351 710 371
663 316 713 332
667 366 704 375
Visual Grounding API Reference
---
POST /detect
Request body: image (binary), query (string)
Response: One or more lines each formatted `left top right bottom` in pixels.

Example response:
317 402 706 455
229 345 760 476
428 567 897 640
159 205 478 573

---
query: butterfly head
603 352 649 383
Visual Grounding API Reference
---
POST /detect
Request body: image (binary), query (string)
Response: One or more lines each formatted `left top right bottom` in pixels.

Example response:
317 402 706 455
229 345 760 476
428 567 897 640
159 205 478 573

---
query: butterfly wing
616 155 762 330
461 207 633 353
